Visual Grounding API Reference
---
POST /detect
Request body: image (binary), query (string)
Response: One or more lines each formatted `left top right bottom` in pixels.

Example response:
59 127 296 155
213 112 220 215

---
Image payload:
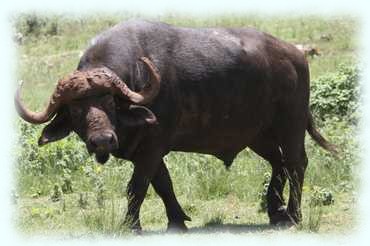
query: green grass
13 13 359 236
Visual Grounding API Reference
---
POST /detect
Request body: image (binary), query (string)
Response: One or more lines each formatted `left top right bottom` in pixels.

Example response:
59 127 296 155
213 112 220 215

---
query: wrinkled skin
69 95 119 163
19 20 337 232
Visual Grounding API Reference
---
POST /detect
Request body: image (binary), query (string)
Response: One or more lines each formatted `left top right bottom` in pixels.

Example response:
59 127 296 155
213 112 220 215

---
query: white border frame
1 0 369 245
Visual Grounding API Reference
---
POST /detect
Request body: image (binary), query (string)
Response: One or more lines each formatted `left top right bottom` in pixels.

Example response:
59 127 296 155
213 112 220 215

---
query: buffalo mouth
95 152 110 164
88 147 113 164
87 131 119 164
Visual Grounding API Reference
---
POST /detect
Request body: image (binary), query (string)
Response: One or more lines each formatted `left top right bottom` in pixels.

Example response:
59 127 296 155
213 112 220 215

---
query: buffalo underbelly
172 134 252 153
171 115 266 155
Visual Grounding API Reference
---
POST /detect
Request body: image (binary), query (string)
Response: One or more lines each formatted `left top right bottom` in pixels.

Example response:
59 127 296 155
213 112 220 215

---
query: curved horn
15 57 161 124
136 57 161 104
15 81 60 124
14 69 99 124
77 58 160 105
113 57 160 105
15 69 111 125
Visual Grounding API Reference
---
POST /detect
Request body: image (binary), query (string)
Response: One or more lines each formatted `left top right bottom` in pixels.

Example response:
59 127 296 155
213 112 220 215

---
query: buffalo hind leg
278 109 309 225
283 146 308 225
268 167 288 225
249 135 289 225
151 161 191 231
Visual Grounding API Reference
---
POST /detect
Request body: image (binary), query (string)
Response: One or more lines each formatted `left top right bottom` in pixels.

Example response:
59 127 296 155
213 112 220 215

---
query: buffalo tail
307 111 338 154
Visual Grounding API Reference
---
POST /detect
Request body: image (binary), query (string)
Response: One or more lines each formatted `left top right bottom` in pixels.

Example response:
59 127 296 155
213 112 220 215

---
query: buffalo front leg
123 166 152 231
124 155 162 231
151 161 191 231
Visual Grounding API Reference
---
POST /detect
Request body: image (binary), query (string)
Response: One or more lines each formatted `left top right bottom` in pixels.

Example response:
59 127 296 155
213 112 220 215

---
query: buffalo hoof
122 221 142 234
269 207 297 227
130 227 143 235
167 221 188 233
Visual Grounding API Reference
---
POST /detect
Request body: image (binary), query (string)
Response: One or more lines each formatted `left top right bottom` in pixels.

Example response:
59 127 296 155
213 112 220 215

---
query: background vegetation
13 13 359 237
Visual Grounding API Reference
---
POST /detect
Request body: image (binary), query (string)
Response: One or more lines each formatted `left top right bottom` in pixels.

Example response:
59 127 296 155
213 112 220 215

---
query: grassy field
13 13 359 237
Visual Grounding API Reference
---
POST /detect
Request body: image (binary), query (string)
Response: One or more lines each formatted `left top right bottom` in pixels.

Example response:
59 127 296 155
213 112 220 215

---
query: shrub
16 121 90 176
309 186 334 207
15 120 93 196
310 63 360 123
13 14 60 38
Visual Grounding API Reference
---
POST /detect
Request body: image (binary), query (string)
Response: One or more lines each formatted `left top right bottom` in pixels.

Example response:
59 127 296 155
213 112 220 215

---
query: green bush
309 186 334 207
16 121 90 176
15 120 93 196
14 14 60 38
310 63 360 123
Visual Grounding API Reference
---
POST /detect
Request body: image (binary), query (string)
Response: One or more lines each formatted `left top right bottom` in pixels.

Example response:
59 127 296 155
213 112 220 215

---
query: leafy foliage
309 186 334 207
15 121 93 196
14 14 60 37
310 63 360 123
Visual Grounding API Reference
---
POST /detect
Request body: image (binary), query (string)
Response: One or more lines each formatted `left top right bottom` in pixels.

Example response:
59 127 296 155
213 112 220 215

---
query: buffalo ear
119 105 158 127
38 107 72 146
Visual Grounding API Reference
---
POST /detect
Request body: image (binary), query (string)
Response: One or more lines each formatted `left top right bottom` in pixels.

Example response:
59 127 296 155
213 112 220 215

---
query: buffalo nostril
89 132 117 150
90 139 98 148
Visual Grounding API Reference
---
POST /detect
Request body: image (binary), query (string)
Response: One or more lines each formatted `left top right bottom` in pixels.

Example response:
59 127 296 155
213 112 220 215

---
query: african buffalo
15 20 336 231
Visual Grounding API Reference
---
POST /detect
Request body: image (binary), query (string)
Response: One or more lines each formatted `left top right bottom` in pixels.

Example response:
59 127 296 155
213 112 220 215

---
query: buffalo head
15 57 160 164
